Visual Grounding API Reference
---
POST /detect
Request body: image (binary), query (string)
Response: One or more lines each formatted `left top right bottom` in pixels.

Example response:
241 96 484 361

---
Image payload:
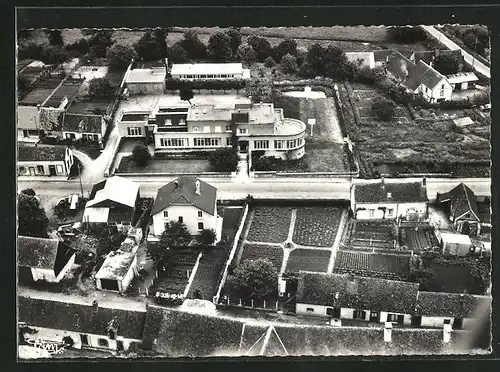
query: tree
304 43 327 76
387 26 428 43
246 35 272 62
372 98 396 121
20 188 36 196
432 52 462 75
168 43 189 63
225 27 242 56
18 42 44 60
237 43 257 64
193 288 203 299
274 38 297 62
40 45 71 65
207 32 232 62
245 77 282 103
48 30 63 46
18 193 49 238
88 78 114 98
131 144 152 167
209 147 239 172
180 86 194 105
153 28 168 58
197 229 216 246
134 31 163 62
408 267 435 290
263 56 276 68
324 45 351 80
66 38 90 56
53 199 70 220
107 43 137 70
89 44 107 59
226 258 278 300
159 221 192 248
89 30 114 48
179 30 206 60
280 53 298 74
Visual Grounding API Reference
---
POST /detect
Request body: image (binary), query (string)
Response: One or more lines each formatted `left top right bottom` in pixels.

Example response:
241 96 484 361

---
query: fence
114 171 233 178
104 137 124 177
216 296 279 312
183 252 204 298
213 202 249 304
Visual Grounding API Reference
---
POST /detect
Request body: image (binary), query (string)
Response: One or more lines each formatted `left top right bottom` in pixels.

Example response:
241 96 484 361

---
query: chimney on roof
202 108 207 114
387 192 392 200
422 177 427 187
174 179 179 190
381 177 385 188
443 323 452 344
384 322 393 343
334 292 339 300
195 180 201 195
260 101 263 106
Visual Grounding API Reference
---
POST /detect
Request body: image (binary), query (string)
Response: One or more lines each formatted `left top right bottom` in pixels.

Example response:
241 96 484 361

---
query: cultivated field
334 251 410 278
239 243 284 272
246 206 293 243
152 250 199 294
343 220 396 252
401 225 439 252
292 207 343 247
285 249 331 273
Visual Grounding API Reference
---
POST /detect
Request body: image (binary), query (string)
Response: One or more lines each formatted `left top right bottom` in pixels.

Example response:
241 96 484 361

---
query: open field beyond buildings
285 249 331 273
246 206 293 243
292 207 343 247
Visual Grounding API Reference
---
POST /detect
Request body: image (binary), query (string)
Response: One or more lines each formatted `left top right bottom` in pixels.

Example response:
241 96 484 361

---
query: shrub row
165 78 246 91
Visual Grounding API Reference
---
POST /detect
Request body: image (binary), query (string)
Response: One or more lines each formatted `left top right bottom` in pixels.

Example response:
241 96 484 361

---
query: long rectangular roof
126 68 166 84
355 181 428 204
18 145 67 162
85 176 139 209
446 72 479 84
415 291 490 318
171 63 244 76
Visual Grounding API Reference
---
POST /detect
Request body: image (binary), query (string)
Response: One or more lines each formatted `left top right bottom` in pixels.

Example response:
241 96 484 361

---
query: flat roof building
171 63 250 80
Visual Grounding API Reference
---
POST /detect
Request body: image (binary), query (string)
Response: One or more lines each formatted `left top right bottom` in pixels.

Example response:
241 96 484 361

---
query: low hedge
166 78 246 91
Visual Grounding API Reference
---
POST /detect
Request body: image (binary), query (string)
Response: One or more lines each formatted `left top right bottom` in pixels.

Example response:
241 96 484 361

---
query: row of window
164 118 186 126
192 126 228 133
164 210 203 218
160 138 188 148
367 208 394 217
127 127 142 136
307 307 405 324
193 138 221 147
19 164 64 175
176 74 237 79
286 138 304 149
254 140 269 149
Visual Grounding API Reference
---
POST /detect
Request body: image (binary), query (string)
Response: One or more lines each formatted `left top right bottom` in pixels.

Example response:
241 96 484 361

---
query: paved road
421 25 490 79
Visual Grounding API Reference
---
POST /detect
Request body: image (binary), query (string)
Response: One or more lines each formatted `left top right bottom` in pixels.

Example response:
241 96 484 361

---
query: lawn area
246 206 293 243
292 207 343 247
334 251 410 278
239 243 284 273
285 249 331 273
116 156 213 174
344 82 491 177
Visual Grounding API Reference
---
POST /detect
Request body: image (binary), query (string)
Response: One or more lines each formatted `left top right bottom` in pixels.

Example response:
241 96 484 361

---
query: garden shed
437 232 472 256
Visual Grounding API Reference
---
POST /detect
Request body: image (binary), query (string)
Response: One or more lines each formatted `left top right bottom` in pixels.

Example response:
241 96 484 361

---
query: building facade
18 145 74 177
125 65 167 96
170 63 250 80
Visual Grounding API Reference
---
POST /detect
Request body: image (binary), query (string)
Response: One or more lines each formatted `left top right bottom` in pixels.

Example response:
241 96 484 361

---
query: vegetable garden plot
292 207 343 247
247 207 293 243
334 251 410 274
239 244 284 272
285 249 331 273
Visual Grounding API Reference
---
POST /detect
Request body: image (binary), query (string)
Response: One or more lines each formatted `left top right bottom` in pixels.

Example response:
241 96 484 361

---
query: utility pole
78 162 84 200
472 36 478 70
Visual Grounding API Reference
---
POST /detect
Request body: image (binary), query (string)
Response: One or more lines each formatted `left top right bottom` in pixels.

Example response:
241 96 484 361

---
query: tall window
194 138 221 147
369 209 375 217
440 90 444 96
387 209 393 217
198 222 204 230
127 127 142 136
254 140 269 149
165 118 172 126
160 138 188 148
178 216 184 223
198 211 203 218
163 211 168 218
226 125 232 132
37 165 44 174
226 137 233 146
287 139 300 149
274 140 284 149
56 165 63 174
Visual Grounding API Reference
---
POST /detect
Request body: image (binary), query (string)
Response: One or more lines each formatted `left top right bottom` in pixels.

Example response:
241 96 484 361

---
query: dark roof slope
373 49 395 62
18 145 67 162
355 181 428 204
415 291 491 318
152 177 217 216
43 78 83 108
18 296 146 340
62 113 103 134
18 236 60 270
386 51 416 81
417 61 446 90
296 272 420 315
437 183 480 221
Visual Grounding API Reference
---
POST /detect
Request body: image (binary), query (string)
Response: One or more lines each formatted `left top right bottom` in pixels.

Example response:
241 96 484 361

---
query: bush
131 144 151 167
165 78 246 92
18 42 44 60
40 45 71 65
263 56 276 68
107 43 137 71
88 78 114 98
372 98 396 121
197 229 216 246
209 148 239 172
252 156 276 171
237 43 257 65
280 53 298 74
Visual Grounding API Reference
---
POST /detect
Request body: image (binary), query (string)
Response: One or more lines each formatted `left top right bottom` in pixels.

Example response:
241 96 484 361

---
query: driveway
421 25 490 79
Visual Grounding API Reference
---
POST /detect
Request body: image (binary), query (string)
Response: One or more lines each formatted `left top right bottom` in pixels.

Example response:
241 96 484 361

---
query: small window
441 84 445 89
444 319 451 325
56 165 64 174
192 126 199 133
306 308 314 313
98 338 109 348
326 307 334 316
369 209 375 217
387 209 393 217
19 166 26 174
215 126 222 133
226 125 232 132
198 211 203 218
354 310 366 319
178 216 184 224
203 126 210 133
440 90 444 96
37 165 44 174
165 118 172 126
198 222 204 230
163 211 168 218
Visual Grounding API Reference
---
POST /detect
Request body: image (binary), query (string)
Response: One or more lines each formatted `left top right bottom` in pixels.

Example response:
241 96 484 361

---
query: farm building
18 145 74 177
436 183 482 236
351 178 429 221
170 63 250 80
18 236 76 283
95 238 139 293
18 295 146 352
346 52 375 69
60 113 107 143
446 72 479 91
373 49 394 68
414 291 490 330
150 177 222 238
124 61 167 96
386 52 453 103
435 231 473 256
295 271 419 326
83 176 140 228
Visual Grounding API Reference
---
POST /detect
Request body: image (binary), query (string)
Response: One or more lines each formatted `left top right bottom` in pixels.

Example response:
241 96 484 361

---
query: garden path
327 209 349 274
285 209 297 243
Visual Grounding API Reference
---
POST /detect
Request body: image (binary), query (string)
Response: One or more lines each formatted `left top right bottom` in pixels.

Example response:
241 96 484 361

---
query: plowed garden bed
247 207 292 243
239 243 284 272
334 251 410 275
285 249 331 273
292 207 343 247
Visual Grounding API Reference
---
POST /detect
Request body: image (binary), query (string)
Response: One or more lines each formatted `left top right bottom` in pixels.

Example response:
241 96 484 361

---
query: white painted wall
22 325 140 351
420 316 454 328
152 204 217 236
18 160 70 176
121 255 138 293
55 254 76 282
380 311 412 326
31 268 57 282
355 202 427 220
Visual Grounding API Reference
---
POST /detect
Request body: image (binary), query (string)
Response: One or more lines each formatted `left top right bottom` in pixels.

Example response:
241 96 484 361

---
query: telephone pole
78 162 84 200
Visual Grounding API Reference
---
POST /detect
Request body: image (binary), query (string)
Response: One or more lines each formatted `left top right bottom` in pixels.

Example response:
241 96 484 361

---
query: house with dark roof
83 176 140 227
351 178 429 221
373 49 395 68
60 113 107 143
151 177 222 239
436 183 483 237
386 51 453 103
415 291 490 330
18 236 76 283
18 295 146 352
295 271 420 326
18 145 74 177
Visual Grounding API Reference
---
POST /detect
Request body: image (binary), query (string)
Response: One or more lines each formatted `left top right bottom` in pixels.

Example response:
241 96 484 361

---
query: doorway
369 311 380 322
238 140 249 153
411 316 422 327
49 165 57 176
117 340 124 351
80 334 89 346
100 278 119 291
29 167 36 176
453 318 463 330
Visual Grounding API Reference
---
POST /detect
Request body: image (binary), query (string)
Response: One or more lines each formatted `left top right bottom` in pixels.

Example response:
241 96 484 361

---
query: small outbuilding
436 231 473 256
